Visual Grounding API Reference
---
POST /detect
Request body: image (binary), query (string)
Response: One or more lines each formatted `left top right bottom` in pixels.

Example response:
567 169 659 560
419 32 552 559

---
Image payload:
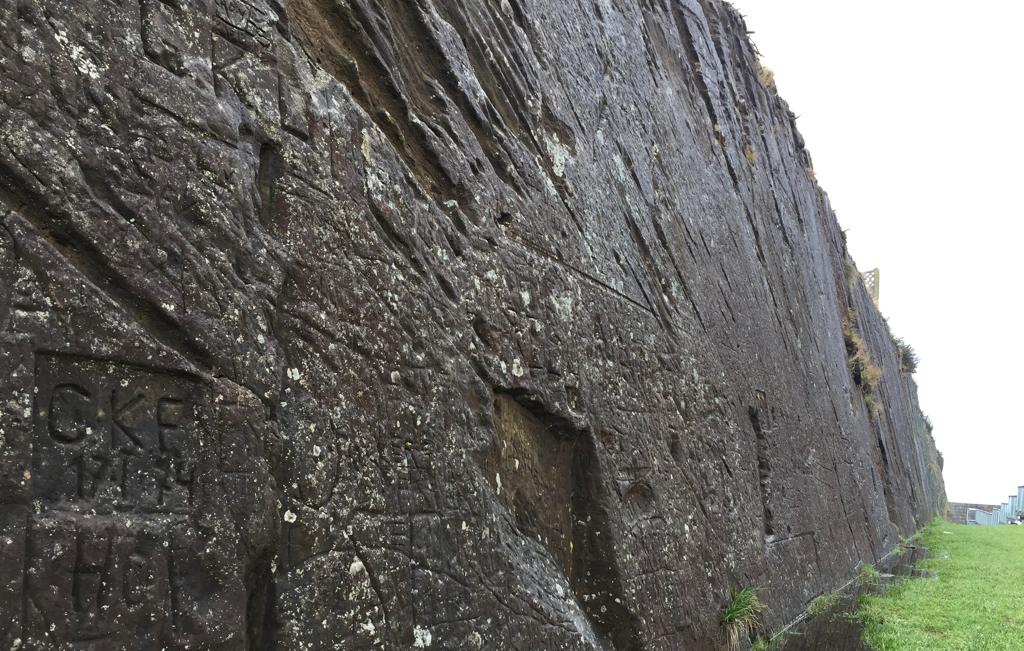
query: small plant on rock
843 309 883 416
721 587 765 651
756 60 777 92
860 563 882 586
844 258 859 287
751 636 771 651
808 589 843 617
893 337 919 374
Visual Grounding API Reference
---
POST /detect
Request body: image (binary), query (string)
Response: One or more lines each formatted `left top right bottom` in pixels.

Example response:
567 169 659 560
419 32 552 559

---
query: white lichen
544 134 572 178
349 558 365 576
413 625 433 648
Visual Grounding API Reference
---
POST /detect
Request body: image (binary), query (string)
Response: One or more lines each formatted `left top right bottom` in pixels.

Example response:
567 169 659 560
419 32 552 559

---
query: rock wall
0 0 945 648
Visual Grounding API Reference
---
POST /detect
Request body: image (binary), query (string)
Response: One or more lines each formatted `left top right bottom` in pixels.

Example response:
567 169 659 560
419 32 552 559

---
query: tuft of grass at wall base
722 587 765 650
860 521 1024 650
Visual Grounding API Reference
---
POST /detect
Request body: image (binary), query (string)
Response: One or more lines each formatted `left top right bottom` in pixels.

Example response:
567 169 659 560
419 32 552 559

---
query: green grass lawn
860 521 1024 650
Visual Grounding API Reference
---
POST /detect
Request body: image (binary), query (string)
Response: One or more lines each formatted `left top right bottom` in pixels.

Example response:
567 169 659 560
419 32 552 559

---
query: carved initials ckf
48 383 188 453
37 373 196 510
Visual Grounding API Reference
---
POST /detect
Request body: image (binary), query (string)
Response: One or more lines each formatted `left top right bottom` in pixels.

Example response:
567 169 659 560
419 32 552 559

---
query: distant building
948 502 1000 525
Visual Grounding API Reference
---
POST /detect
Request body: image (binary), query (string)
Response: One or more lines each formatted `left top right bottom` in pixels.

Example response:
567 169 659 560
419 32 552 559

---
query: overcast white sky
727 1 1024 505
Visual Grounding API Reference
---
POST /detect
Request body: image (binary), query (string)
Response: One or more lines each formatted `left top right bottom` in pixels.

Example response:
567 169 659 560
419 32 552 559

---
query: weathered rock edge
0 0 945 648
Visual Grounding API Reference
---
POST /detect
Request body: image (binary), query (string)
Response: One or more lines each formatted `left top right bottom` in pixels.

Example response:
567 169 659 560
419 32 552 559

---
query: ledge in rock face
0 0 944 648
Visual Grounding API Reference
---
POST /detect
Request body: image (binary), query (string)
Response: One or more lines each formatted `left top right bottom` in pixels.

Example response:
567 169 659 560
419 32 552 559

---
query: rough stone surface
0 0 945 648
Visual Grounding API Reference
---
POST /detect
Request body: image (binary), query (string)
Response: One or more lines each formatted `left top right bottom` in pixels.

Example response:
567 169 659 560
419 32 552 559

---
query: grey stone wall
0 0 945 647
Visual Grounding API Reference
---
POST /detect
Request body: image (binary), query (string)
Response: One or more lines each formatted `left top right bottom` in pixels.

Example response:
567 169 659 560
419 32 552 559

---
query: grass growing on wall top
893 337 919 374
860 521 1024 650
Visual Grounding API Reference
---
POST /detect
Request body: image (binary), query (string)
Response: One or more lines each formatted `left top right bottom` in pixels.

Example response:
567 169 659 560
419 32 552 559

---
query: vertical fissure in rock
749 396 774 537
245 550 276 650
873 426 900 529
486 391 641 649
256 143 284 232
571 434 643 650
